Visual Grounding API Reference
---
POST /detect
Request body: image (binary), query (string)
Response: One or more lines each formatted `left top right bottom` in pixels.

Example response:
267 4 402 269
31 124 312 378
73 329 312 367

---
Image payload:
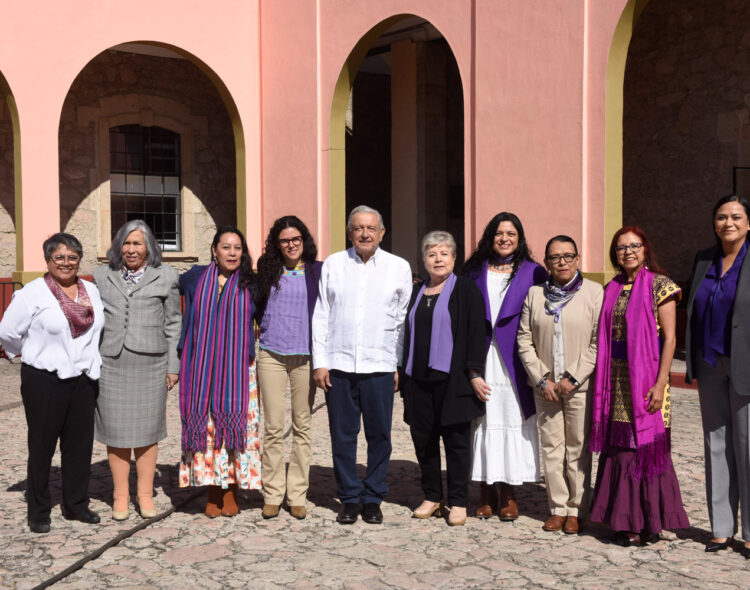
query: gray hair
347 205 384 231
106 219 162 269
421 230 457 258
43 233 83 261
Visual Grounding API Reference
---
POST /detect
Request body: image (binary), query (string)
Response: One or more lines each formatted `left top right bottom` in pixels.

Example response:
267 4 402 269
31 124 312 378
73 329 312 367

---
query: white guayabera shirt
312 247 412 374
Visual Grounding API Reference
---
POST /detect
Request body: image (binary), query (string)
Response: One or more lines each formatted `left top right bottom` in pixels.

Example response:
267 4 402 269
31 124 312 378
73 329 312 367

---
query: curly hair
461 212 534 279
211 225 257 294
608 225 665 275
256 215 318 304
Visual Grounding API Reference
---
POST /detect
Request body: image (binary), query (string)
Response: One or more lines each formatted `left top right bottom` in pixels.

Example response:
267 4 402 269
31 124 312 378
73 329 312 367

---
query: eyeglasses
50 255 80 264
279 236 303 247
615 243 643 254
546 253 577 264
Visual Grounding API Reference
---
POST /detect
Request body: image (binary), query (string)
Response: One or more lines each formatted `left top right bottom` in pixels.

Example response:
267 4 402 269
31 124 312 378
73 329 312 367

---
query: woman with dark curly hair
255 216 322 520
462 212 547 521
177 226 261 518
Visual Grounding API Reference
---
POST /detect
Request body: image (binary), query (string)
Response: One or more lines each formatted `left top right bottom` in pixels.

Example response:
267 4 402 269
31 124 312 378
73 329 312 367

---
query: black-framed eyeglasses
50 255 81 264
615 243 643 254
545 253 577 264
279 236 303 247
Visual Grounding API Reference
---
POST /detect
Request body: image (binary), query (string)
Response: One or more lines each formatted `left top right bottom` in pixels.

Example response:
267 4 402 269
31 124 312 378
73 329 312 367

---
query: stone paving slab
0 361 748 589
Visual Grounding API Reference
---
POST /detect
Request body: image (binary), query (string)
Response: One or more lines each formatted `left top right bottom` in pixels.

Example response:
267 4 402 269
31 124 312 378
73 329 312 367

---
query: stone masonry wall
623 0 750 281
59 49 236 274
0 95 15 277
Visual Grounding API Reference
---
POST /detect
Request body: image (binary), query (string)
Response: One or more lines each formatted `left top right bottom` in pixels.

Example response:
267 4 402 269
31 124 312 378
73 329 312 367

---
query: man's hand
394 371 399 392
314 368 332 392
166 373 179 390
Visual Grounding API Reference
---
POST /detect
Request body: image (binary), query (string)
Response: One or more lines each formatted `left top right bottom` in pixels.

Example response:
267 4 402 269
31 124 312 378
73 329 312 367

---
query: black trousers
408 379 471 507
21 364 97 521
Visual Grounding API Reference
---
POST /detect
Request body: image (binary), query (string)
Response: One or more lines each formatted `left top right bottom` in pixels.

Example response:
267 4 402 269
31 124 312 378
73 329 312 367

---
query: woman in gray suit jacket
94 220 182 521
685 194 750 558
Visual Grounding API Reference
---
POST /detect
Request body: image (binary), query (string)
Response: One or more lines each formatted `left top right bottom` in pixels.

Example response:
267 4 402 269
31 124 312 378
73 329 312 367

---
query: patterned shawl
590 268 669 479
179 262 253 453
43 273 94 338
543 271 583 323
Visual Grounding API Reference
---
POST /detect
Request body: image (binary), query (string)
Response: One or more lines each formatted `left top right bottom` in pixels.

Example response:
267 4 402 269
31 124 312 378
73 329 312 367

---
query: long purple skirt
590 447 690 533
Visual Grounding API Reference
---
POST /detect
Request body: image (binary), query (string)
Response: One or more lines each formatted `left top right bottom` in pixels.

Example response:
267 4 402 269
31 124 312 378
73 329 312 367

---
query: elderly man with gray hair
312 205 412 525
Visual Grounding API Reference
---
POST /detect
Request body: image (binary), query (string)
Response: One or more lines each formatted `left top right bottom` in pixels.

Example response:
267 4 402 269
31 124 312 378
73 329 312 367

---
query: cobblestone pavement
1 358 748 589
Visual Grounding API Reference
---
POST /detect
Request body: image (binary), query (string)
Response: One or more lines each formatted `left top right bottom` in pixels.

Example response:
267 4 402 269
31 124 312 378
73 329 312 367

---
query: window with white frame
110 125 182 251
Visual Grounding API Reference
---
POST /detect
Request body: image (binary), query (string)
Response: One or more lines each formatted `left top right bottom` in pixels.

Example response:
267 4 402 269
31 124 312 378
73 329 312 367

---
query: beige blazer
516 278 603 391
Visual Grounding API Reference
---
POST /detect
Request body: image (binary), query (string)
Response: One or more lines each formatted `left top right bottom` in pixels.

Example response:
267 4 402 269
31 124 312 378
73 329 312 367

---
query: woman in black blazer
685 194 750 558
401 230 486 526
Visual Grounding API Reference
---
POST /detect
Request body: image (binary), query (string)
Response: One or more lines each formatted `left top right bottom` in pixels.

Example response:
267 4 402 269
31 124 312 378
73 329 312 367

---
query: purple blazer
469 259 547 419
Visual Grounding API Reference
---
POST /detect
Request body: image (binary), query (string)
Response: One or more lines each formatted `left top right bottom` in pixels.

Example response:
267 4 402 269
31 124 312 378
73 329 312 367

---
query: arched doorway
622 0 750 282
58 42 245 273
331 15 464 272
0 70 18 278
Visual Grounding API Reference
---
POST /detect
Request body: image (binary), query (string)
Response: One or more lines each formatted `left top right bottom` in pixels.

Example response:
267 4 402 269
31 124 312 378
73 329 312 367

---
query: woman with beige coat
517 235 602 534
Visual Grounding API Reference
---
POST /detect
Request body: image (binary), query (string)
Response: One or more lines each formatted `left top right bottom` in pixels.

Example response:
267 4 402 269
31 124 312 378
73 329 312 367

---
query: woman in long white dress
463 212 547 519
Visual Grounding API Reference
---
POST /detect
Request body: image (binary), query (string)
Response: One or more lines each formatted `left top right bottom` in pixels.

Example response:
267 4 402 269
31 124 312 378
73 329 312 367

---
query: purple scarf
179 262 253 453
405 272 457 376
590 268 668 479
543 271 583 323
43 273 94 338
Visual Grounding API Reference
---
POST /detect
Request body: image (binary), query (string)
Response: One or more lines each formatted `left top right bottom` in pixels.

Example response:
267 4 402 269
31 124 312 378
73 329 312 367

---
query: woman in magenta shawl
589 226 689 546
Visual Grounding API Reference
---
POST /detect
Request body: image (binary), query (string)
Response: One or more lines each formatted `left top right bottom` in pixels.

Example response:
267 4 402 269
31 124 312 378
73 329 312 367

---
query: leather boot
475 482 497 519
205 485 222 518
221 484 239 517
498 483 519 521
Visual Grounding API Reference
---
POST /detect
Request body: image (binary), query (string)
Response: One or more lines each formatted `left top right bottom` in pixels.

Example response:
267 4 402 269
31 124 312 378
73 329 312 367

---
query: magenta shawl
590 268 669 479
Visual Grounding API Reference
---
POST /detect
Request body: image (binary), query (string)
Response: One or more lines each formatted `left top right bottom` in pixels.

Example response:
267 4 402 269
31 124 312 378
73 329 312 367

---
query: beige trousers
534 389 591 517
257 348 315 506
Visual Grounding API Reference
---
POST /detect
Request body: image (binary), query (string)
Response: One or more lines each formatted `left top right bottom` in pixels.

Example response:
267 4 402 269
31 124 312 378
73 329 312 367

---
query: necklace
489 263 513 272
425 294 436 308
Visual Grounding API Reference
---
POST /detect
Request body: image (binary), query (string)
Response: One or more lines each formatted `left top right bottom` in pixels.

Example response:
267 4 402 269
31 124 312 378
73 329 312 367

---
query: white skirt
471 341 540 485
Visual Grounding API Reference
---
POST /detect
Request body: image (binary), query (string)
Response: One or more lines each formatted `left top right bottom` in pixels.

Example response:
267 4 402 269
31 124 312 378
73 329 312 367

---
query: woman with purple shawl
463 213 548 521
589 226 689 546
401 231 486 526
177 226 261 518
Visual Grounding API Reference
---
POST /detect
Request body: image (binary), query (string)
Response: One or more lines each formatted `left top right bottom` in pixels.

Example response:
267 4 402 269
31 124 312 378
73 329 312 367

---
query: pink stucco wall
0 0 630 275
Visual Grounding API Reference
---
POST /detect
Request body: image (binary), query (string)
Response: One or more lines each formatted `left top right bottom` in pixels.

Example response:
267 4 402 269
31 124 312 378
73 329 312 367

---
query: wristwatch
563 372 579 387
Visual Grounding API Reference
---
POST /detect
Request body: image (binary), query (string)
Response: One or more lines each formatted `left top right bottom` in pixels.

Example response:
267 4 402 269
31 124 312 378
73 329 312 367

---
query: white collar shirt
0 277 105 379
312 247 413 373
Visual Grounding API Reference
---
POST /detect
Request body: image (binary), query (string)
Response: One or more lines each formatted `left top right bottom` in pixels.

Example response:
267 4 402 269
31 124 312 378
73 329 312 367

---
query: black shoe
62 507 101 524
361 503 383 525
705 539 731 553
28 518 51 534
740 545 750 559
336 503 359 525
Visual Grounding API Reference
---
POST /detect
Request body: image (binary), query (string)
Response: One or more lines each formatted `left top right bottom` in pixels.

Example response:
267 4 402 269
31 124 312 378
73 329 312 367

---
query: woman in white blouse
0 233 104 534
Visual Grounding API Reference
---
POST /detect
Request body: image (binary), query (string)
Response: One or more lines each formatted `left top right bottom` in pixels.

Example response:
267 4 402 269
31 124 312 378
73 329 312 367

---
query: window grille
110 125 181 251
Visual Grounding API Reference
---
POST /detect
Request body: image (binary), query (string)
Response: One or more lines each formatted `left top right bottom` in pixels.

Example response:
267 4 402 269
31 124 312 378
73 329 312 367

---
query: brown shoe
289 505 307 520
262 504 280 519
475 482 497 519
563 516 581 534
205 485 222 519
543 515 566 531
221 484 239 517
498 483 519 521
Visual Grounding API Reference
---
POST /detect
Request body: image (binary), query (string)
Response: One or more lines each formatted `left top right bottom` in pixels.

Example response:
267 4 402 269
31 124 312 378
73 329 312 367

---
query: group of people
0 198 748 559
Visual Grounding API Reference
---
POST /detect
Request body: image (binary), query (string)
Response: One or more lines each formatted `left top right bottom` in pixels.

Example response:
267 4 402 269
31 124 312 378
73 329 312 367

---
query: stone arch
329 14 465 266
58 42 245 273
0 70 19 276
603 0 651 276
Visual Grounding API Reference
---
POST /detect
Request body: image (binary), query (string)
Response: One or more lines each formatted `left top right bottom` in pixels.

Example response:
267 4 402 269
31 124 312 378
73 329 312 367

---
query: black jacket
401 275 488 425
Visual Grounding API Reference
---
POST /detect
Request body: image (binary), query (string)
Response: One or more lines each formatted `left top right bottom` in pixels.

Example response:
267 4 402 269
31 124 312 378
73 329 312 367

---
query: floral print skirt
179 361 262 490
